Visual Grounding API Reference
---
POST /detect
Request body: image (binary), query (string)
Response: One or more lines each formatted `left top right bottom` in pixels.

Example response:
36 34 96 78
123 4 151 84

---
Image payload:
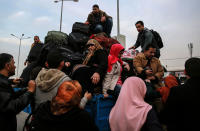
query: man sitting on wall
85 4 113 37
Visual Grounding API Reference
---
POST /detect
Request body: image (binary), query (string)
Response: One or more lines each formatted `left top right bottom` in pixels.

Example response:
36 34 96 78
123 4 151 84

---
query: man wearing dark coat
0 53 36 131
24 36 44 66
130 21 160 58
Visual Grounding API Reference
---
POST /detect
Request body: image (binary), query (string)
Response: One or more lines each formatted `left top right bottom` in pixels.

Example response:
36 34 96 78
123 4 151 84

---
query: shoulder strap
23 103 43 131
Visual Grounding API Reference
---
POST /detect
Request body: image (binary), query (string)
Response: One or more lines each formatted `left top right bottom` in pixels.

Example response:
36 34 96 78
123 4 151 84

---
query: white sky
0 0 200 76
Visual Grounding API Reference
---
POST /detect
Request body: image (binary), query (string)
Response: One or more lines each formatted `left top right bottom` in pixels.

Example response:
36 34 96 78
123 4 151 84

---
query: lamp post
11 34 31 77
188 43 193 58
115 0 126 48
117 0 120 37
54 0 78 32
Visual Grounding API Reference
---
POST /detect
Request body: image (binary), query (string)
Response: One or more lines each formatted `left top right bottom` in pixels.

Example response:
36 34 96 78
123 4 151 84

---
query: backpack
150 29 163 49
44 31 68 46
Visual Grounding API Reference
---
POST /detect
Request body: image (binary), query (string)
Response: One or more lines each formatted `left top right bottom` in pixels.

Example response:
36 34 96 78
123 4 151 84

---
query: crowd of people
1 4 200 131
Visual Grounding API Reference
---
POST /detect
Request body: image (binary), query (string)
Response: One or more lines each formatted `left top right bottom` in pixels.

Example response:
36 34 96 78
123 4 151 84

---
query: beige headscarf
82 39 103 65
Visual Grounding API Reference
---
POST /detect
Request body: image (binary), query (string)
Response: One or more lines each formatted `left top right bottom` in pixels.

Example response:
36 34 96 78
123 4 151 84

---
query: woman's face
118 50 124 58
88 43 96 52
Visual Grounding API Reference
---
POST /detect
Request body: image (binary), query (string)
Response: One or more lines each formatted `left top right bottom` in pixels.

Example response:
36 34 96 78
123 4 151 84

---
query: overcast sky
0 0 200 77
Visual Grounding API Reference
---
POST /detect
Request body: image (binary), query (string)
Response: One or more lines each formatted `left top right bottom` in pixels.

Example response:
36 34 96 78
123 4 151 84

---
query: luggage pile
45 22 120 54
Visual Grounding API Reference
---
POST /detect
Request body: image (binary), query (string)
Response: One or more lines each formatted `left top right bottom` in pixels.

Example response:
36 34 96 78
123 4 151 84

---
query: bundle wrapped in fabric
121 49 138 60
90 33 120 52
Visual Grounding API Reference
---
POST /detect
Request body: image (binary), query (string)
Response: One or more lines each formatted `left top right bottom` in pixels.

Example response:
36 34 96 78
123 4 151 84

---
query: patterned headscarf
82 39 103 65
51 80 82 115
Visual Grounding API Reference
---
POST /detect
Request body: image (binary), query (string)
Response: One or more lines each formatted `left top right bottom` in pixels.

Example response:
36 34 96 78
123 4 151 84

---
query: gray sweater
34 68 89 110
34 68 71 110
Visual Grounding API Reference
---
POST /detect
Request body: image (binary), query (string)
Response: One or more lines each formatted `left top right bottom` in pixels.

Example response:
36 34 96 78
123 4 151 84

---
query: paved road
17 111 29 131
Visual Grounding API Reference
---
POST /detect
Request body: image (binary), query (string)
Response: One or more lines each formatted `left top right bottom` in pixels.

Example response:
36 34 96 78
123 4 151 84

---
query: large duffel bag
68 32 89 53
72 22 90 34
57 47 84 75
44 31 68 46
59 47 83 65
90 33 120 52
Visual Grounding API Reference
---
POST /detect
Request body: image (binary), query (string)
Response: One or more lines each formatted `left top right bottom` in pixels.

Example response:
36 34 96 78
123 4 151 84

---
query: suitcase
68 32 89 53
72 22 90 34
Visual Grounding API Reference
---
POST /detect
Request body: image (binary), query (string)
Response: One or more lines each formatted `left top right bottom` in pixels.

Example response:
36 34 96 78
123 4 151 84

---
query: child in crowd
103 44 130 99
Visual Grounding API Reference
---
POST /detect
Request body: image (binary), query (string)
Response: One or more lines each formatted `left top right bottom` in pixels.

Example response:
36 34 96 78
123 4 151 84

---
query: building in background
112 34 126 48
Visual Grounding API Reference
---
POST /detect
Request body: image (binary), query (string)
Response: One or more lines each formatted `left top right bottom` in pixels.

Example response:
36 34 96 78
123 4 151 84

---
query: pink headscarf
109 77 152 131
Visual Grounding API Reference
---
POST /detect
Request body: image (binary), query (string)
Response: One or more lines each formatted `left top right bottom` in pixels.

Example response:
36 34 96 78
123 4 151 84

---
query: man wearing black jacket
0 53 36 131
129 21 160 58
160 57 200 131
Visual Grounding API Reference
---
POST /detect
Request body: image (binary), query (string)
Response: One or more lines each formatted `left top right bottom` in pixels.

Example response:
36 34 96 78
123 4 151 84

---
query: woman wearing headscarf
72 39 108 94
30 80 98 131
102 44 129 99
109 77 163 131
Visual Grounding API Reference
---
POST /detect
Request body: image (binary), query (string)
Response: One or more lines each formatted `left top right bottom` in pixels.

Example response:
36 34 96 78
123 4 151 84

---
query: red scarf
157 74 178 103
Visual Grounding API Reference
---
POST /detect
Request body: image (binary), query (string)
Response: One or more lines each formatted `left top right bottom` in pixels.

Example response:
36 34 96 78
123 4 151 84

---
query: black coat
31 101 99 131
0 74 34 131
72 49 108 93
87 49 108 77
141 108 163 131
160 77 200 131
27 43 44 63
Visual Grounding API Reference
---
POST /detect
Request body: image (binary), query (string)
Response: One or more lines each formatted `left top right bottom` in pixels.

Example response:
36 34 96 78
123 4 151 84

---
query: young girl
103 44 129 99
